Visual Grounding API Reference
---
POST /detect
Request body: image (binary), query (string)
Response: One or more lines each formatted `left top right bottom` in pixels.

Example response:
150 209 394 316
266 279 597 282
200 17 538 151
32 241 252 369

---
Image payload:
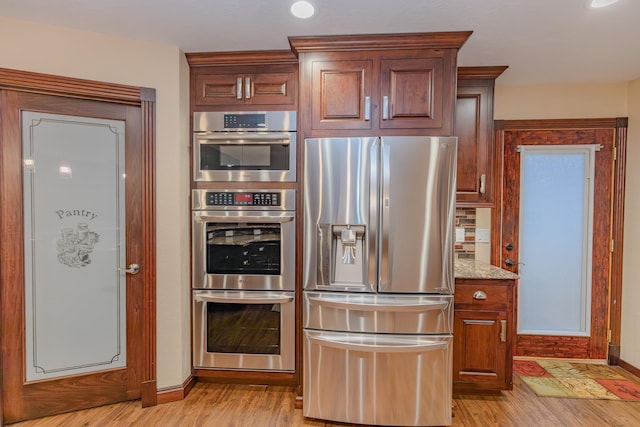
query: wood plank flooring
8 369 640 426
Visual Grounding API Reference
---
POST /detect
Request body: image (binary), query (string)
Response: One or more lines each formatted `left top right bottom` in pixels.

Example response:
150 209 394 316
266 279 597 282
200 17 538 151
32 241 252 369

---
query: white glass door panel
22 111 126 381
517 145 595 336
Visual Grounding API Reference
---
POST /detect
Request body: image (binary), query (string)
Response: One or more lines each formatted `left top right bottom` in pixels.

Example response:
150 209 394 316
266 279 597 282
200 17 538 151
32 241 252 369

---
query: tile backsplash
455 208 476 259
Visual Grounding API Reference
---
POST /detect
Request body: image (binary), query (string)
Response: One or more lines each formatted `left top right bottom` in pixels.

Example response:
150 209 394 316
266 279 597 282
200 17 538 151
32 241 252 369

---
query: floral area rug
514 359 640 401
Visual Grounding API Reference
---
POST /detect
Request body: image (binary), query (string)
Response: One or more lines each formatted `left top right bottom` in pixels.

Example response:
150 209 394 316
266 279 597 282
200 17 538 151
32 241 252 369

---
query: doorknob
117 263 140 275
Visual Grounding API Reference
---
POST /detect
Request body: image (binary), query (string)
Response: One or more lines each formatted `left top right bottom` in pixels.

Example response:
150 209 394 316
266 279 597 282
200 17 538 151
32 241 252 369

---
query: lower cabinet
453 278 515 392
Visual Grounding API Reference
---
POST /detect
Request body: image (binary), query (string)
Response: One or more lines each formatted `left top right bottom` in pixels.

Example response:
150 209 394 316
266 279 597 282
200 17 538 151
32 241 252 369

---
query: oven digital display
223 113 266 129
234 192 253 204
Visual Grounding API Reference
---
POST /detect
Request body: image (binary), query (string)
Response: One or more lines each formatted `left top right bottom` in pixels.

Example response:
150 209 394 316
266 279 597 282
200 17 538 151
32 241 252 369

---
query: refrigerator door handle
307 296 448 312
308 334 449 353
379 142 391 289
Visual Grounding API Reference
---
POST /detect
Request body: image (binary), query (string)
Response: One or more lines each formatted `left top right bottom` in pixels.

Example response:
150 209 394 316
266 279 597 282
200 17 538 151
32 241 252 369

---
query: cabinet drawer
455 283 508 307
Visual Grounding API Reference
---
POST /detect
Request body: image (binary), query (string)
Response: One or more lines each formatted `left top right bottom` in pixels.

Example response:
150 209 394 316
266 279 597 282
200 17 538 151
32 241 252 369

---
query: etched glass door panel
22 111 126 381
517 145 595 336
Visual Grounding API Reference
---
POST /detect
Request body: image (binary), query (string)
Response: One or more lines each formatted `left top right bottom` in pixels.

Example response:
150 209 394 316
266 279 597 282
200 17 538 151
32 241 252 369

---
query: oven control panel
204 191 281 206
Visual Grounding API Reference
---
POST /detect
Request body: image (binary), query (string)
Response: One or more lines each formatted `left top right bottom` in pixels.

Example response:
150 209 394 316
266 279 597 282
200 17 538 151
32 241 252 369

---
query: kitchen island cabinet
455 66 507 207
289 32 472 137
454 259 517 392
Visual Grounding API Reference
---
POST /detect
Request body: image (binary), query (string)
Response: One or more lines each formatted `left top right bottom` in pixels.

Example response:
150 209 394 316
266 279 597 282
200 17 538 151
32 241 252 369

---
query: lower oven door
193 290 295 372
303 330 452 426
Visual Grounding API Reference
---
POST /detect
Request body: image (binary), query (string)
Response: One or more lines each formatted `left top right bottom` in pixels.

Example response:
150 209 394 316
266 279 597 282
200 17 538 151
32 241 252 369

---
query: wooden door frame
491 118 627 363
0 68 157 425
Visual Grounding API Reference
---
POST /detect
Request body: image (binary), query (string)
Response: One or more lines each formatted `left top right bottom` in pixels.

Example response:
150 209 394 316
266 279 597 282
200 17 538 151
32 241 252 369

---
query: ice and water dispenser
316 224 367 288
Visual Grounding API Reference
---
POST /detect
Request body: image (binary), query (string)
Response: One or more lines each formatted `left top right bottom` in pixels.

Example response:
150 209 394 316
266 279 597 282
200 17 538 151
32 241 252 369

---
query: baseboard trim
157 376 197 405
615 358 640 379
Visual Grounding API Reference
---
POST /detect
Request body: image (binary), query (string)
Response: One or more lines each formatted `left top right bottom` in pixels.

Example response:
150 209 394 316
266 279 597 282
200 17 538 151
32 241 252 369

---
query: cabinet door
453 309 507 389
194 73 246 107
379 58 444 130
194 72 296 107
455 81 493 206
245 72 297 106
311 60 373 131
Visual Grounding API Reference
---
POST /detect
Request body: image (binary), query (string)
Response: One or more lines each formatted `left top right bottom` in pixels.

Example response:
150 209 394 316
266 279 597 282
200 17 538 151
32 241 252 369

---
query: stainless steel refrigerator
303 136 457 426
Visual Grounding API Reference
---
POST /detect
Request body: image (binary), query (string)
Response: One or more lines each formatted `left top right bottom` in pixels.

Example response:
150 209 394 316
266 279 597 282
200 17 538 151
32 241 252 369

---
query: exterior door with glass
0 80 155 424
500 126 614 359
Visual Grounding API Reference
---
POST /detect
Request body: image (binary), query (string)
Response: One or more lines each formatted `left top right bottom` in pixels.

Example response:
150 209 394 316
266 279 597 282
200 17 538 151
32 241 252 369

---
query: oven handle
307 334 448 353
307 296 448 312
194 293 294 305
194 213 294 223
195 133 292 144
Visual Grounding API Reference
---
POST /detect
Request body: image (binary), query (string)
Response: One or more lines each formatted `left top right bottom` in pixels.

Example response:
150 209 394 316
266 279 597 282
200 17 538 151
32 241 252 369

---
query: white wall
0 16 192 389
495 81 639 368
621 78 640 369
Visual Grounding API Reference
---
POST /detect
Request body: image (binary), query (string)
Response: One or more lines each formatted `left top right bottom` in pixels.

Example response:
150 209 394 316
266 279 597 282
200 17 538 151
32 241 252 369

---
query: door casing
491 118 628 361
0 67 157 424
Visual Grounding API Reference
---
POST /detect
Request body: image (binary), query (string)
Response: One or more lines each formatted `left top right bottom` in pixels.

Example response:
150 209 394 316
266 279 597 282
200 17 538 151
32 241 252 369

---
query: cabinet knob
472 290 487 300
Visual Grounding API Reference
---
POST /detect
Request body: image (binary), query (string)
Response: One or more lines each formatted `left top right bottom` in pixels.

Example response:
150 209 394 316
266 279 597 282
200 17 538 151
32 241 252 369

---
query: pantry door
496 119 626 360
0 69 156 424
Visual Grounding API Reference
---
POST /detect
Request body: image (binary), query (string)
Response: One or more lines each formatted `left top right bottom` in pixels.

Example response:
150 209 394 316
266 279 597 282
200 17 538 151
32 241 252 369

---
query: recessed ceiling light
590 0 620 8
291 1 315 19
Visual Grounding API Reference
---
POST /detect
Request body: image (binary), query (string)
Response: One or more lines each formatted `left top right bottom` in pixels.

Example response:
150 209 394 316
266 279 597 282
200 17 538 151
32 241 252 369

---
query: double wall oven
191 189 296 372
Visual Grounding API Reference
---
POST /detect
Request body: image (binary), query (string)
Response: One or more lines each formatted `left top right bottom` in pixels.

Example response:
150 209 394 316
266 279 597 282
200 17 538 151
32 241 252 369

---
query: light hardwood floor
8 370 640 427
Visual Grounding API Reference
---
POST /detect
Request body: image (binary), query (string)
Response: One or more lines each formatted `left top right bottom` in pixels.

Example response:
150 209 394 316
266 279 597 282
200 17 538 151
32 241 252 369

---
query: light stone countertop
454 258 518 280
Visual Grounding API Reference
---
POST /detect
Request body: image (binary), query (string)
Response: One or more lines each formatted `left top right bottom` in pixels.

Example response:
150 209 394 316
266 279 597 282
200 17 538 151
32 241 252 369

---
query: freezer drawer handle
308 335 448 353
308 296 448 312
195 294 294 304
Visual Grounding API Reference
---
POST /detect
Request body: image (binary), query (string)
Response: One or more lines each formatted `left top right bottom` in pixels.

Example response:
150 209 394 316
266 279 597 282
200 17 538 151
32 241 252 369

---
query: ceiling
1 0 639 85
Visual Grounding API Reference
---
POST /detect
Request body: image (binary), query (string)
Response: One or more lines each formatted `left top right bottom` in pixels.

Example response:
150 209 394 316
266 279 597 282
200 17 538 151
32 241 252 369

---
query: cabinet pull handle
364 96 371 120
473 290 487 300
382 95 389 120
236 77 243 100
500 320 507 342
480 174 486 194
245 77 252 100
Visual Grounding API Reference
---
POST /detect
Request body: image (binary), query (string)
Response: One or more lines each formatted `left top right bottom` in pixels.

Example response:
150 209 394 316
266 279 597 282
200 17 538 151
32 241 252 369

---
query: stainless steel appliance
303 136 456 426
193 111 296 182
192 189 295 372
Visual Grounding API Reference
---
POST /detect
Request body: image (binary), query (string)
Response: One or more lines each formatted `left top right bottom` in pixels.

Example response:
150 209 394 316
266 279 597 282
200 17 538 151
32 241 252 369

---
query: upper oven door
193 131 297 182
193 209 296 291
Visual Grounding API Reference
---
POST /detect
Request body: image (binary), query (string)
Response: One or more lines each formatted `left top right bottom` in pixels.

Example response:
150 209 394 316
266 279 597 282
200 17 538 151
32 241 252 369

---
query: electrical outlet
476 228 490 243
455 228 465 243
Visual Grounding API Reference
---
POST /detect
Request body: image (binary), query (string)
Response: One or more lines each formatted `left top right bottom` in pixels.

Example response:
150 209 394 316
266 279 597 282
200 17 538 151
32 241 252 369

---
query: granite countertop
454 258 518 280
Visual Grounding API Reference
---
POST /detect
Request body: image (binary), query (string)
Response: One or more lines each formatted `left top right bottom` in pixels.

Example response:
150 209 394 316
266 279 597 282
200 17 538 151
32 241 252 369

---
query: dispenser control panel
204 191 281 206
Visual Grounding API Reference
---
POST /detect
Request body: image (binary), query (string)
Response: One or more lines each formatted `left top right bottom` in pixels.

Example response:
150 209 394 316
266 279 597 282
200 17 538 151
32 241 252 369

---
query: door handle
500 320 507 342
364 96 371 120
236 77 243 99
382 95 389 120
245 77 252 99
117 263 140 275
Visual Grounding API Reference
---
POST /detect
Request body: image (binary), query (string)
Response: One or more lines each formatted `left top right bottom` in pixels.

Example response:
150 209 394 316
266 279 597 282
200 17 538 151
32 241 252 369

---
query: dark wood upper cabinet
187 50 298 111
310 59 373 131
455 66 508 207
290 32 472 137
